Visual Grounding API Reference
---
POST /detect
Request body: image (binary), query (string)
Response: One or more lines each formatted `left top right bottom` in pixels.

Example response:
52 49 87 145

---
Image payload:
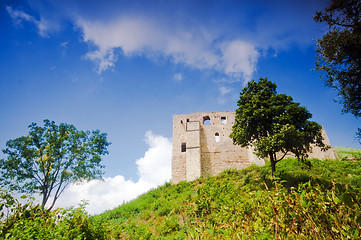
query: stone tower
171 111 336 184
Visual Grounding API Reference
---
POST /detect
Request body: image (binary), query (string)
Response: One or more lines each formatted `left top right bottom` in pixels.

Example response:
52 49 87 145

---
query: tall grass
1 157 361 239
96 158 361 239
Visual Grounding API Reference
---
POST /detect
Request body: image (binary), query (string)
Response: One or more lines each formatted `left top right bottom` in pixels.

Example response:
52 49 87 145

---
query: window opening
221 117 227 124
215 132 220 143
203 116 211 125
186 119 189 122
181 143 186 152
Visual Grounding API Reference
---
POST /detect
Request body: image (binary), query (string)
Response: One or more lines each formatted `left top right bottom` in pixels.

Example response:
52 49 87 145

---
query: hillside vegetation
1 149 361 239
335 146 361 159
96 157 361 239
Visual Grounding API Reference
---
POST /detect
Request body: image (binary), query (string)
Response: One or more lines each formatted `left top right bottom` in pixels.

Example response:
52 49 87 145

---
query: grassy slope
335 146 361 159
96 157 361 239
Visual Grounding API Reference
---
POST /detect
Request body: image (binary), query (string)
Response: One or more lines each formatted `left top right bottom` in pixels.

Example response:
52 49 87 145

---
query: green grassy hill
335 146 361 159
1 148 361 239
96 157 361 239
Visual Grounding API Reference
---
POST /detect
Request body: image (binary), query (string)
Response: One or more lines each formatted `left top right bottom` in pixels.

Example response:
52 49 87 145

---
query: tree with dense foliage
314 0 361 141
0 120 110 211
230 78 327 175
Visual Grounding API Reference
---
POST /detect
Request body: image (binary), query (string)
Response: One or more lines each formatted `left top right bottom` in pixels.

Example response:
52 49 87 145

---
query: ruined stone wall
171 111 337 184
172 111 263 184
280 128 337 160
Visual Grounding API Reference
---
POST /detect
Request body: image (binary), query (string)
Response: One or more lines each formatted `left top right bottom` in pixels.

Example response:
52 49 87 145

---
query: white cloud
217 85 233 105
76 16 259 81
61 41 68 47
219 86 232 96
85 48 118 74
55 131 172 214
219 41 259 81
136 131 172 185
6 6 34 23
6 6 50 37
7 0 325 83
173 73 183 82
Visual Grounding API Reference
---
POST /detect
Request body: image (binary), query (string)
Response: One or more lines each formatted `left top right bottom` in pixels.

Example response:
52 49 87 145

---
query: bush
0 192 108 240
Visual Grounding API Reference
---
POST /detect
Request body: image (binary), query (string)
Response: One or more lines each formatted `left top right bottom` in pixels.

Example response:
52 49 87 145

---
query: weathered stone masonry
171 111 337 184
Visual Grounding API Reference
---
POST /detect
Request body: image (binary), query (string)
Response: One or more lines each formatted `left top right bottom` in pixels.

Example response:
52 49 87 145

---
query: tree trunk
269 152 276 176
41 186 48 209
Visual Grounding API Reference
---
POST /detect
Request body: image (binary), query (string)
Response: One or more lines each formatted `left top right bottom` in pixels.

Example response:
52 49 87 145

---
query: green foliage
275 157 361 190
4 157 359 239
95 159 361 239
0 193 108 240
230 77 326 174
314 0 361 141
0 119 110 210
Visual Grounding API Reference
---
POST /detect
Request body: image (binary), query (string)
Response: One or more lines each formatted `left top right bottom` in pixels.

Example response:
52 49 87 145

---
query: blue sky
1 0 360 213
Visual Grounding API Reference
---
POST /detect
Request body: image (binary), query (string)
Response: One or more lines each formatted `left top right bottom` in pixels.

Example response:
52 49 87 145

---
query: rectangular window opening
181 143 186 152
221 117 227 124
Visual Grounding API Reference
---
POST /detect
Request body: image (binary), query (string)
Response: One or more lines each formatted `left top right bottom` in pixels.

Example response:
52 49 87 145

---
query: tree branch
47 175 69 212
276 151 288 163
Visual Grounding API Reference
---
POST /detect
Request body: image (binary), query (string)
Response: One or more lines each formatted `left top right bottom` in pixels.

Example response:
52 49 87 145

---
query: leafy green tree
0 120 110 211
230 78 327 175
314 0 361 141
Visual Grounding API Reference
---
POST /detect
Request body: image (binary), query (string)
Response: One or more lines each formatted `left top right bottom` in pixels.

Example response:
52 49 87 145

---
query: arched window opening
203 116 211 125
215 132 220 143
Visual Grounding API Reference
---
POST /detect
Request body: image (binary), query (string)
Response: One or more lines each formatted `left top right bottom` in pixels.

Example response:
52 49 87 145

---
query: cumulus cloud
54 131 172 214
136 131 172 185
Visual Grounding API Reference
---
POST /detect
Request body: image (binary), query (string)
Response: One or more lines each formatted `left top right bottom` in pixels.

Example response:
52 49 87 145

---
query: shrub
0 192 108 240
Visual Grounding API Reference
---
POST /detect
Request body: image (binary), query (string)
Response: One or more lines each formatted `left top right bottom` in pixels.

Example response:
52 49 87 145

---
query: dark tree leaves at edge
314 0 361 142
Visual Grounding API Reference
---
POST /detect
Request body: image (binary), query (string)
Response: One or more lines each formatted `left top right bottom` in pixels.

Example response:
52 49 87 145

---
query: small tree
314 0 361 142
0 120 110 211
230 78 327 175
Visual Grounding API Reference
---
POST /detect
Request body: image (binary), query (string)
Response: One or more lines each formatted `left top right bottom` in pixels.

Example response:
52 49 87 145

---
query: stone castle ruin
171 111 337 184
